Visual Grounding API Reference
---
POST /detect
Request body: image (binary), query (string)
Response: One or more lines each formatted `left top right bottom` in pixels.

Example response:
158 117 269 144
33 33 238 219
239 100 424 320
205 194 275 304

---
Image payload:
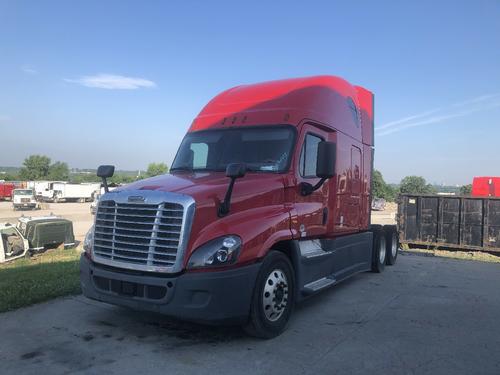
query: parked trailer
51 182 100 202
0 183 15 201
397 194 500 253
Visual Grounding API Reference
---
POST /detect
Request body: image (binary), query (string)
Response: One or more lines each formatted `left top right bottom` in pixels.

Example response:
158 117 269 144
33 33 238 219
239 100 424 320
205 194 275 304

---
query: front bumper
80 254 260 324
14 203 36 209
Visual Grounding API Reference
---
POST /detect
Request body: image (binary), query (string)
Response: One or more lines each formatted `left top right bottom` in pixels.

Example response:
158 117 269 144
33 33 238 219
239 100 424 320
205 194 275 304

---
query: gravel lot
1 253 499 375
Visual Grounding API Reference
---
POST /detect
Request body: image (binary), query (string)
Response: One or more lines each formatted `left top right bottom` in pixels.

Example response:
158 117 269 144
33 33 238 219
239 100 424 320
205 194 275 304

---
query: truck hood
118 171 286 211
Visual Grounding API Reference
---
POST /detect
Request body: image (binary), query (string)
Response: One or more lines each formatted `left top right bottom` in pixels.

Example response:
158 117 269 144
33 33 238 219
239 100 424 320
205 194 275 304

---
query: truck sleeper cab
80 75 399 338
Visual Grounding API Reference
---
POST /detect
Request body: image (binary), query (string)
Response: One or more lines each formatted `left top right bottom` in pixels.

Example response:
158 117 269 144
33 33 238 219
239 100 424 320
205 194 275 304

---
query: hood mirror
226 163 247 179
218 163 246 217
97 165 115 193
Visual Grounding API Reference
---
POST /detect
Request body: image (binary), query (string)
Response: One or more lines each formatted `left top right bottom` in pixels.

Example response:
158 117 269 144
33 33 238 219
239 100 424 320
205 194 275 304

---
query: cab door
293 123 336 238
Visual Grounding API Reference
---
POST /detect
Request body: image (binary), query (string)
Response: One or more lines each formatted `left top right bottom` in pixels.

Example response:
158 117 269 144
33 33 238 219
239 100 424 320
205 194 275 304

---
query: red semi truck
80 76 398 338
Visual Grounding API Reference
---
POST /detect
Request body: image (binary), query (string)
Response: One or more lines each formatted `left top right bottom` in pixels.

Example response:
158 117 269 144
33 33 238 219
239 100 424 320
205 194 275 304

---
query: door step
302 276 336 296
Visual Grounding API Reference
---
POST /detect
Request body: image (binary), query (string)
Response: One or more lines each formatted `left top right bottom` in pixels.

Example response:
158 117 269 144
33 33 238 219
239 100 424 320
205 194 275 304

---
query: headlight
187 235 241 269
83 226 94 255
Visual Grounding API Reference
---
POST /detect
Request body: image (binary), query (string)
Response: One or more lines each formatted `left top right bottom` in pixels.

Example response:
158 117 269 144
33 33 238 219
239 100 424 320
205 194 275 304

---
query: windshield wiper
170 165 192 171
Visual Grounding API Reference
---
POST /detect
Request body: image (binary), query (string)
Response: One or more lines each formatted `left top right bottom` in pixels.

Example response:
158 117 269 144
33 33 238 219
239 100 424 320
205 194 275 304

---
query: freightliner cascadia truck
80 76 399 338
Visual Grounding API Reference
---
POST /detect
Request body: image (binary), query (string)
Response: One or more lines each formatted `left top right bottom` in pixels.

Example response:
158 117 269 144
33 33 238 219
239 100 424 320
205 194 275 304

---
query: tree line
373 170 473 202
2 155 169 184
3 155 471 199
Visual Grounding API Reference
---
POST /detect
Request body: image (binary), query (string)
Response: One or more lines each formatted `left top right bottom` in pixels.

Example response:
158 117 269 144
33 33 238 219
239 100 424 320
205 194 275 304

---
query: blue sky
1 0 499 185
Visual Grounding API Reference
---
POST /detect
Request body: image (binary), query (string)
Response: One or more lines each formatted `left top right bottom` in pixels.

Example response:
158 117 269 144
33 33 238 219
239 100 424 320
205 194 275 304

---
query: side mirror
300 141 336 196
225 163 246 179
316 141 336 178
97 165 115 178
97 165 115 193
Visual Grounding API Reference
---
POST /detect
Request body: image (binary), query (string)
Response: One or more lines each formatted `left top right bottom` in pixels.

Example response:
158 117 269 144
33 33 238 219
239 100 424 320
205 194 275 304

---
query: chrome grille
92 190 195 273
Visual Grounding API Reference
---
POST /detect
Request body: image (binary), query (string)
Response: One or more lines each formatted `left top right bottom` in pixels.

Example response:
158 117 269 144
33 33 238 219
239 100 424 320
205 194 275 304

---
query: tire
371 228 386 273
244 251 295 339
385 226 399 266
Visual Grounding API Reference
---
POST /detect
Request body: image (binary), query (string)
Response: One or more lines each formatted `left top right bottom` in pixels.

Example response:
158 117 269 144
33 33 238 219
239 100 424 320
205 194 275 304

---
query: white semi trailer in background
27 181 62 201
51 182 100 202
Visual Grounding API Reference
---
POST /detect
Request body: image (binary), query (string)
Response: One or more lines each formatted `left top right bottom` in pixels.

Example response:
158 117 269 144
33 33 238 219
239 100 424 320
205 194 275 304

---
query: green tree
399 176 436 194
19 155 51 180
372 170 396 201
459 184 472 195
48 161 69 180
110 174 136 184
1 173 19 181
70 173 101 183
146 162 168 177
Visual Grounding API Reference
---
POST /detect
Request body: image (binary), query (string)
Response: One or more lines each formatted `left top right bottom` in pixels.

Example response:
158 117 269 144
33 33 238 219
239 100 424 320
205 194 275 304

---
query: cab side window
299 133 323 178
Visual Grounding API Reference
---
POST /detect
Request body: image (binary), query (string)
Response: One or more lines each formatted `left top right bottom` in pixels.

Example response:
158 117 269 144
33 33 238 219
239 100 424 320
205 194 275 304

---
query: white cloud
65 74 156 90
376 107 442 131
21 65 38 75
0 115 10 122
377 93 500 136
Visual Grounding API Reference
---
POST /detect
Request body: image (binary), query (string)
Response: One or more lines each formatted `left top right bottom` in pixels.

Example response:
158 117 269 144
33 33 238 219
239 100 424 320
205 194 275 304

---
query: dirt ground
0 201 94 243
370 202 397 226
0 200 397 244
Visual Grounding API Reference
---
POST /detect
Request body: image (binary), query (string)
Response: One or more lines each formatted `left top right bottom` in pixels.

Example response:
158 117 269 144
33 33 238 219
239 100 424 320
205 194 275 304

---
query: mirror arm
218 177 237 217
101 177 109 193
300 178 327 196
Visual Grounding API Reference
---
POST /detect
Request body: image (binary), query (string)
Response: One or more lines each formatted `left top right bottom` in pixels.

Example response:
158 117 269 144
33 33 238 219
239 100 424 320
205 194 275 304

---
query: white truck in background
51 182 100 202
27 181 102 203
27 181 62 201
12 189 38 210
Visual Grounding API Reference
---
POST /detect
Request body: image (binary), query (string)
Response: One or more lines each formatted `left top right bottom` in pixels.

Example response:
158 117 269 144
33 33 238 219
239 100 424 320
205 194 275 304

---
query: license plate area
121 281 136 295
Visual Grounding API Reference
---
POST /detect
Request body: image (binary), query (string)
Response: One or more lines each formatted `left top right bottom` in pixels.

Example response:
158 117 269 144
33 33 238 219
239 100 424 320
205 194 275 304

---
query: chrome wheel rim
379 236 386 264
262 268 289 322
391 233 398 257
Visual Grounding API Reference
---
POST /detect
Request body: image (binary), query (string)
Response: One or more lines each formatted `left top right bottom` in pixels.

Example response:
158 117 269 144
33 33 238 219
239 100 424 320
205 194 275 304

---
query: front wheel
244 251 295 339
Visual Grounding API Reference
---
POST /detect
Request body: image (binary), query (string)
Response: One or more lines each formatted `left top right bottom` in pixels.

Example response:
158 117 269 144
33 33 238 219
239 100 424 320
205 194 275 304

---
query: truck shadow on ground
81 271 367 347
90 308 247 346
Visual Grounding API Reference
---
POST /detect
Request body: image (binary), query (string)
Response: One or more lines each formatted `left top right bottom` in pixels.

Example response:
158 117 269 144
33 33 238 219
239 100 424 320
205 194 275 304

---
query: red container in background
0 183 15 200
472 177 500 197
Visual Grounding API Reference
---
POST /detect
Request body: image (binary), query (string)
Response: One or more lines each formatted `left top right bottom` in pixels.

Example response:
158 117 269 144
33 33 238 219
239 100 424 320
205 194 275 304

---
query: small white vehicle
12 189 38 211
0 223 29 263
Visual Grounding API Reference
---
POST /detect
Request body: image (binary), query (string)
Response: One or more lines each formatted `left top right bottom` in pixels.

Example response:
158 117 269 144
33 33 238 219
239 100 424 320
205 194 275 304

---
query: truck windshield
172 126 296 173
14 190 33 196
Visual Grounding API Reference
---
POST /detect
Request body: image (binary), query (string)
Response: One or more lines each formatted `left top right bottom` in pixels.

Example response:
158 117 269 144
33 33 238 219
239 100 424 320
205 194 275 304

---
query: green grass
0 248 82 312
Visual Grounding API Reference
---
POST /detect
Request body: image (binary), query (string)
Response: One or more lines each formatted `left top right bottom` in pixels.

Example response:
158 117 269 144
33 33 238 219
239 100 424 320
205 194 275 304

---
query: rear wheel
371 228 386 273
385 226 399 265
244 251 295 339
